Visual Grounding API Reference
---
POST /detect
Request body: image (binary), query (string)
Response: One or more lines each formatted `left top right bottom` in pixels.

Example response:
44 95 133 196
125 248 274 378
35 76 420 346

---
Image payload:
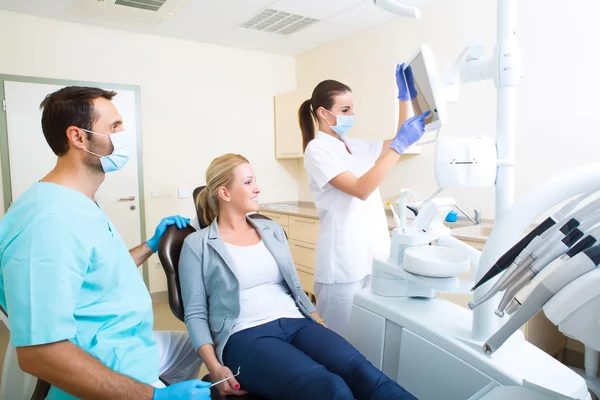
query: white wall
295 0 600 220
0 10 298 292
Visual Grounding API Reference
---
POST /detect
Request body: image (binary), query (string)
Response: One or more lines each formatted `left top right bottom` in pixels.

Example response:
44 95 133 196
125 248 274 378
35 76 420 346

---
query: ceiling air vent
114 0 167 12
93 0 187 14
238 9 318 36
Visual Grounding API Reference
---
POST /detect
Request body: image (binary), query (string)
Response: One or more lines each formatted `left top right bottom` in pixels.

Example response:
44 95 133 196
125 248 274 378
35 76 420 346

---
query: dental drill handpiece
494 226 585 317
470 191 596 292
472 204 600 307
504 222 600 315
469 195 600 311
468 219 581 310
494 210 600 306
483 245 600 355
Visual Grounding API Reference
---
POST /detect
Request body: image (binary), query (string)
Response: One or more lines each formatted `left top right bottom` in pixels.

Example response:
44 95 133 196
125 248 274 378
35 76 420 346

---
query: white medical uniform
304 131 391 338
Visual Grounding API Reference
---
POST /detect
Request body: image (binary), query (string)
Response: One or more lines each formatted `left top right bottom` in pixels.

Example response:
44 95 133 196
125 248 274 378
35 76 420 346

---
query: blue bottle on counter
446 210 458 223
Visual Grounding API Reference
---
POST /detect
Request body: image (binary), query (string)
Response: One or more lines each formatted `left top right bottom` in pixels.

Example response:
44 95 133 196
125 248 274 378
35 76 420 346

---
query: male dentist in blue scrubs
0 86 210 400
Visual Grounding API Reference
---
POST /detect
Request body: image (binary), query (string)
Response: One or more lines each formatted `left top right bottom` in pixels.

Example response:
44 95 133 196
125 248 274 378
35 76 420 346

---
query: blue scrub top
0 182 159 400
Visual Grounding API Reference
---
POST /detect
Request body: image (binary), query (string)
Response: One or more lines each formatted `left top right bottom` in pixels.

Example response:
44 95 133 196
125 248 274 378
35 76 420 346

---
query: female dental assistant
298 64 430 338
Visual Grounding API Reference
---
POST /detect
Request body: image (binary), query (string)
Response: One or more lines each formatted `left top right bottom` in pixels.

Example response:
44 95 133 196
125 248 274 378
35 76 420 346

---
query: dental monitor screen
404 47 443 132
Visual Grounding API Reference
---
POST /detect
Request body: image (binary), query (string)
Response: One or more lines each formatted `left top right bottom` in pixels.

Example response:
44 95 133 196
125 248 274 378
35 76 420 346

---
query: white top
304 131 391 284
225 240 304 335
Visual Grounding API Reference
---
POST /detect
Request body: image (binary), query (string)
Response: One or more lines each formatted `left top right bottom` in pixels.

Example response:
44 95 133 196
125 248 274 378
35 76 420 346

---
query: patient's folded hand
210 365 249 397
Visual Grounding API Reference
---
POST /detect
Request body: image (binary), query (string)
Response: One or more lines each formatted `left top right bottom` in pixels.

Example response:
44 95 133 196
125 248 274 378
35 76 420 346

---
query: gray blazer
179 217 317 363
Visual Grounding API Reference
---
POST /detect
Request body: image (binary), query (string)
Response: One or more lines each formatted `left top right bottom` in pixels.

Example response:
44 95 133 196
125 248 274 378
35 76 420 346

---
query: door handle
119 196 136 202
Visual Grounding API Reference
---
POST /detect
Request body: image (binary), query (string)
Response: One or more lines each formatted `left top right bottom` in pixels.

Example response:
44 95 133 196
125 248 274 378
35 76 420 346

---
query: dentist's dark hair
298 80 351 152
40 86 117 156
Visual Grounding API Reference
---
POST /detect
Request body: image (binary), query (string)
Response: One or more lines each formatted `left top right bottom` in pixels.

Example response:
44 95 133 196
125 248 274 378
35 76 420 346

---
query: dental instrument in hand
471 190 596 291
209 367 241 388
483 246 600 354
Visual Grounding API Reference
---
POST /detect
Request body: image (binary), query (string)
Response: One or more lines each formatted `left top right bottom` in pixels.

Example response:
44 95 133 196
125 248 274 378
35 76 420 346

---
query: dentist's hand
390 111 431 154
147 215 190 253
396 63 418 101
210 365 248 397
153 379 211 400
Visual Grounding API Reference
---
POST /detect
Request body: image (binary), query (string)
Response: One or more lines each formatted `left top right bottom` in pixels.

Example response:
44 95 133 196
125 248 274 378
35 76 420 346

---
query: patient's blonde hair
196 153 250 226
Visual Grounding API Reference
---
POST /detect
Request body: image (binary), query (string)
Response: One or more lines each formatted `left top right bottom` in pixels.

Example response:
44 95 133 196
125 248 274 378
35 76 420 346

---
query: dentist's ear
66 126 88 151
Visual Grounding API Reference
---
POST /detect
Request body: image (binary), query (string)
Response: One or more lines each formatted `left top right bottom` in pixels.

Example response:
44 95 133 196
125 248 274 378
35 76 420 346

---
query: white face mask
79 128 130 172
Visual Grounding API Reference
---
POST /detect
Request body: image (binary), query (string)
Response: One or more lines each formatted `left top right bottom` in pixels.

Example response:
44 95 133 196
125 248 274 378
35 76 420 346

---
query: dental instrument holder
395 189 416 231
372 198 473 298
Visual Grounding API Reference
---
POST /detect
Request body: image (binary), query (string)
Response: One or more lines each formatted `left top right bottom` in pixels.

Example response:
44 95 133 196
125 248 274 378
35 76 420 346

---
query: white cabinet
259 210 319 296
348 305 386 369
398 329 495 400
274 91 304 159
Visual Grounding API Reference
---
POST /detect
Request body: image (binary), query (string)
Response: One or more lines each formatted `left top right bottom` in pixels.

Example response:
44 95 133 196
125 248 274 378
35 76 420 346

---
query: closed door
3 80 144 266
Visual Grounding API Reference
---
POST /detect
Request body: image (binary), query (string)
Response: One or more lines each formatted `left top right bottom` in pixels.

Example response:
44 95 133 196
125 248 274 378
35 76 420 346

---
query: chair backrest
0 306 51 400
157 225 197 322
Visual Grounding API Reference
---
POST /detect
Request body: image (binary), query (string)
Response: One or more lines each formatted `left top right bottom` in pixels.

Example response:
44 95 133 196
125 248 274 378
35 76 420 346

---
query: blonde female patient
178 154 416 400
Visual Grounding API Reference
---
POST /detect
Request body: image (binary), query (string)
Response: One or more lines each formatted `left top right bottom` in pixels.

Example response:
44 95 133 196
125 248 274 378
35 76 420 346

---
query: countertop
259 201 494 243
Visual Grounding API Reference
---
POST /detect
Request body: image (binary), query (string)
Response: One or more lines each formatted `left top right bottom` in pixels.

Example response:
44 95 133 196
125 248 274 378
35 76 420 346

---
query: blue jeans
222 318 416 400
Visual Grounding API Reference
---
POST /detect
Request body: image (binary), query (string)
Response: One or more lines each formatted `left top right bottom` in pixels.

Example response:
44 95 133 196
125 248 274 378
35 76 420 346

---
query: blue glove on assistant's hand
396 63 418 101
153 379 211 400
147 215 190 253
390 111 431 154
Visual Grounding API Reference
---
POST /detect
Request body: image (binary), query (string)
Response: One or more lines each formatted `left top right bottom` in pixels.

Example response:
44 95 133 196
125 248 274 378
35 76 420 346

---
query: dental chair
158 222 267 400
0 306 54 400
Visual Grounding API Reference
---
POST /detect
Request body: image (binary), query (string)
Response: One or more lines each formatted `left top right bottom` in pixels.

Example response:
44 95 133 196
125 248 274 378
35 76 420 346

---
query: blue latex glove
147 215 190 253
390 111 431 154
153 379 211 400
396 63 418 101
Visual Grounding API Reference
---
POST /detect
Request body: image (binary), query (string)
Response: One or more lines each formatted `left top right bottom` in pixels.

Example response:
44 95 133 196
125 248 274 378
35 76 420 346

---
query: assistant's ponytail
298 80 352 152
298 99 315 152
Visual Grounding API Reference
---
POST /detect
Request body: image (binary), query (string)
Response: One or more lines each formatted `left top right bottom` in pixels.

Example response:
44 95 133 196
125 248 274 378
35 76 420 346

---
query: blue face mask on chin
325 109 355 135
80 128 131 173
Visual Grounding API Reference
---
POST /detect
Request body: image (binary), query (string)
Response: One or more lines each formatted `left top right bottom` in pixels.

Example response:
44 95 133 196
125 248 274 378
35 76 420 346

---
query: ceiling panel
289 20 359 46
261 36 321 56
211 27 283 51
152 0 262 41
327 0 397 30
268 0 364 20
0 0 445 57
231 0 277 6
0 0 87 22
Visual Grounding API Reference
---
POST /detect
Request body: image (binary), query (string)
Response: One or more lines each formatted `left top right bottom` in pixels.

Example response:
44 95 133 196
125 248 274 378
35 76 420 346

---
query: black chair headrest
157 225 196 322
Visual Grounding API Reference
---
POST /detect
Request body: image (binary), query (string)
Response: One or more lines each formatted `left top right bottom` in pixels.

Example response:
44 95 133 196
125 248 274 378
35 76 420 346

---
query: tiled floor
0 300 209 385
